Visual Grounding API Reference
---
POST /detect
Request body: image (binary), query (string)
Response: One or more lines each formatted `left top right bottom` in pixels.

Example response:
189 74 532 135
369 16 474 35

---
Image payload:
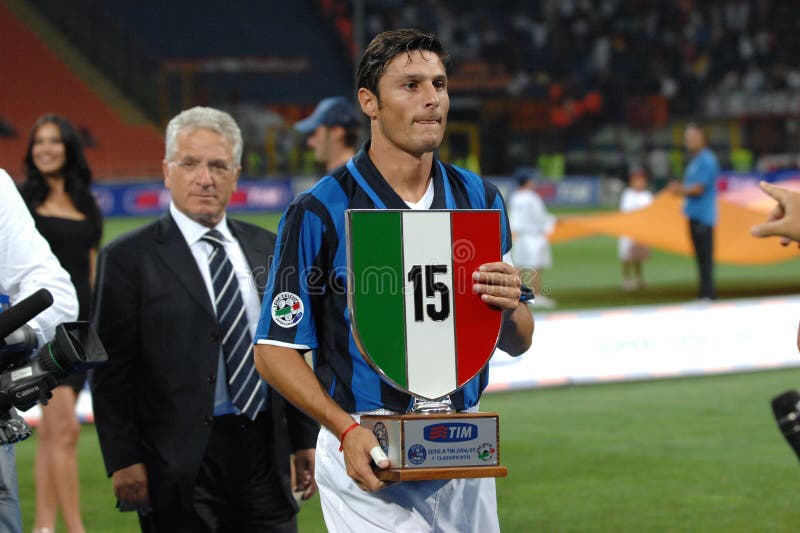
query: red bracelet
338 422 360 451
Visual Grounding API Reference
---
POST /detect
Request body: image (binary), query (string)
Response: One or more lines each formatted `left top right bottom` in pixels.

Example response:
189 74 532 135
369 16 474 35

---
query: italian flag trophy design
346 209 508 481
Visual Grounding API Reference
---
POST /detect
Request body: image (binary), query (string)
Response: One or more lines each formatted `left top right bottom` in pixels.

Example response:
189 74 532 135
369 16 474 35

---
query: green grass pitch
13 211 800 531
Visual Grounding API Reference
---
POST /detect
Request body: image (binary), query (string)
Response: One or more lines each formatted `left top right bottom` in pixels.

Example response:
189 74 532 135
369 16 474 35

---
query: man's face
630 172 647 191
362 49 449 156
163 128 240 227
307 125 332 165
684 127 704 153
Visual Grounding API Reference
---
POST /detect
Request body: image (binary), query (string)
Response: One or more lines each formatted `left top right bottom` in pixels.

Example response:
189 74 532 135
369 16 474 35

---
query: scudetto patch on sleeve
271 291 304 328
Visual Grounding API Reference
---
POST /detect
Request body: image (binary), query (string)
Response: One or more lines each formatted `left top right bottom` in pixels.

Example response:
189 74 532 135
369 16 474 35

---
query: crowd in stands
360 0 799 119
9 0 800 179
322 0 796 177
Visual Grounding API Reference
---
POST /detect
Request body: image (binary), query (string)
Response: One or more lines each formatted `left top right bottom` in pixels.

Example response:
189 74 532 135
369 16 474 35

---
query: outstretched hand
750 181 800 245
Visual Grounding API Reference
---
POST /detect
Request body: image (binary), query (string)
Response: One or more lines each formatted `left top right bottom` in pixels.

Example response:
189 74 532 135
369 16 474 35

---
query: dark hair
627 167 649 184
21 114 103 245
517 175 533 187
356 29 450 99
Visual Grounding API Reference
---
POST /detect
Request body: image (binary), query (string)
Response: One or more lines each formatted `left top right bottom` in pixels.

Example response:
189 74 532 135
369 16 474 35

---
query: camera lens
36 326 84 376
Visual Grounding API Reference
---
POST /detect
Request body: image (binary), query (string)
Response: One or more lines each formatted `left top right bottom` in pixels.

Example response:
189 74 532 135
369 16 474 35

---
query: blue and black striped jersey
255 143 512 413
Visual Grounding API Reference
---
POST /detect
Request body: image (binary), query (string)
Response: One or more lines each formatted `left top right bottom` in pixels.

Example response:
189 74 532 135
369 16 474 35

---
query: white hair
164 106 243 166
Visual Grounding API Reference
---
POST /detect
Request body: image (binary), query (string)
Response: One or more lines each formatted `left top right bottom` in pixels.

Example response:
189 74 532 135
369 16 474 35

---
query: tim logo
423 423 478 443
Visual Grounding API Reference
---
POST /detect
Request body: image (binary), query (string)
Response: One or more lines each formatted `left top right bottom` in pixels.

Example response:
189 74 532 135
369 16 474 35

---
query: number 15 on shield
407 264 450 322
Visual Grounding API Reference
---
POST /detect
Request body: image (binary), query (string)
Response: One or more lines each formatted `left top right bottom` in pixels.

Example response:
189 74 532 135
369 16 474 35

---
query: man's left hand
472 262 521 312
666 181 683 195
293 448 317 500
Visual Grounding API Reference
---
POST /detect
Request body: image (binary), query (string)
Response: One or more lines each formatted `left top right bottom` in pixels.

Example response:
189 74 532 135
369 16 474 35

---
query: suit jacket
90 213 318 513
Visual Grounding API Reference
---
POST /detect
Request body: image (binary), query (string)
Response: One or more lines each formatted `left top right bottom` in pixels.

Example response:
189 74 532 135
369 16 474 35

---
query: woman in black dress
21 114 102 533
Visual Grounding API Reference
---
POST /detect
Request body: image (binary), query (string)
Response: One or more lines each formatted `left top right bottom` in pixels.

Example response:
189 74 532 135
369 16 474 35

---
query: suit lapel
154 214 216 319
229 219 270 298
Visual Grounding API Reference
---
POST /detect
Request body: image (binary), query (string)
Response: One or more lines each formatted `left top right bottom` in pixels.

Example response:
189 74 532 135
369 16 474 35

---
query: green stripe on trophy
349 211 407 388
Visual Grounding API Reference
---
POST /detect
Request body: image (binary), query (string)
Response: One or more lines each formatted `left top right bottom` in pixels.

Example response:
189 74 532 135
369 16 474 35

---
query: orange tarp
550 190 800 265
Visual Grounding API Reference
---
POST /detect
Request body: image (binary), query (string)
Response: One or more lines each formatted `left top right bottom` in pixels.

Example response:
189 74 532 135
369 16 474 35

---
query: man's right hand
254 345 391 491
112 463 151 513
340 425 389 492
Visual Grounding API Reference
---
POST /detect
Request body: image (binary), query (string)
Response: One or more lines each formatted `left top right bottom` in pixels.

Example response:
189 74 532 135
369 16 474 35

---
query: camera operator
0 168 78 533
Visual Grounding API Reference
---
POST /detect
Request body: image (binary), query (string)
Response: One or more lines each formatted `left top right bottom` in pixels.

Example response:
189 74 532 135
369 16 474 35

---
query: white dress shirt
0 169 78 346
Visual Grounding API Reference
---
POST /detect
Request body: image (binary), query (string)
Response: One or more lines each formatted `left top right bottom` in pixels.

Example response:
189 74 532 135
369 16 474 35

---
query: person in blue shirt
669 123 720 300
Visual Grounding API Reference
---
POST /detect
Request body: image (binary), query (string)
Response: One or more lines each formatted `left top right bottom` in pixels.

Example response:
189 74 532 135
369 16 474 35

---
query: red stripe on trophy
451 211 503 385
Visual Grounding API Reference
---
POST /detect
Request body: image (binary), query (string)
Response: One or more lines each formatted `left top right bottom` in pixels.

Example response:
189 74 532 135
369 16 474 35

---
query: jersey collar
347 141 454 209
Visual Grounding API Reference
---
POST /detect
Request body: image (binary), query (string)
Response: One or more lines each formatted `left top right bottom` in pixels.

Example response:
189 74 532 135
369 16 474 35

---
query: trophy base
374 465 507 482
360 411 504 481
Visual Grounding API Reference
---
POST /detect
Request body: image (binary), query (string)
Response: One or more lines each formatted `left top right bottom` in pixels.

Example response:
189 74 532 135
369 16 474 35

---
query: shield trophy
346 209 508 481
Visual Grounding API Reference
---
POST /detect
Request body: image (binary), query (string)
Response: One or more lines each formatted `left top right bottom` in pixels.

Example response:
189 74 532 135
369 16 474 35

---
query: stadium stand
43 0 353 110
354 0 798 111
5 0 797 179
9 0 355 178
311 0 800 176
0 1 164 178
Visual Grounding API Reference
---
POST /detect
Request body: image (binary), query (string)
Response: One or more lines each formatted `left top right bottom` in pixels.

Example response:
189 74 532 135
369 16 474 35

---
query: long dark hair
21 114 103 244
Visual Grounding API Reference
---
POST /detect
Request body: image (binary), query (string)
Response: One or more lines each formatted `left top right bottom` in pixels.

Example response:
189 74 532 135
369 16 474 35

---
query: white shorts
315 421 500 533
511 235 552 270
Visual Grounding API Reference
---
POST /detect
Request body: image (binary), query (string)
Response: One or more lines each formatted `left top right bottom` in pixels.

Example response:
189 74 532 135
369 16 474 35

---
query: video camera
0 289 107 444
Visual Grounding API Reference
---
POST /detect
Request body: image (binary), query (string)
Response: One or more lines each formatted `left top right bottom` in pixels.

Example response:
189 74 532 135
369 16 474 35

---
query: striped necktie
201 229 265 420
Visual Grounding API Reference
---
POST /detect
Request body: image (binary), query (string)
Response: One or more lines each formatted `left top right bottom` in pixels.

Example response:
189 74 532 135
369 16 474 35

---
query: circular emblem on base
407 444 427 465
271 292 304 328
476 442 495 462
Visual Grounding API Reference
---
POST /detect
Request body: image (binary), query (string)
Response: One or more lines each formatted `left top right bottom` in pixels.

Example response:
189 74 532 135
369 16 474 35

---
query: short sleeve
254 199 326 350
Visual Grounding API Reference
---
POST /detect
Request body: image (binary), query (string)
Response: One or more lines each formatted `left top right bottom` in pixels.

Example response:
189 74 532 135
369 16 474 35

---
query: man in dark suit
91 106 318 532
